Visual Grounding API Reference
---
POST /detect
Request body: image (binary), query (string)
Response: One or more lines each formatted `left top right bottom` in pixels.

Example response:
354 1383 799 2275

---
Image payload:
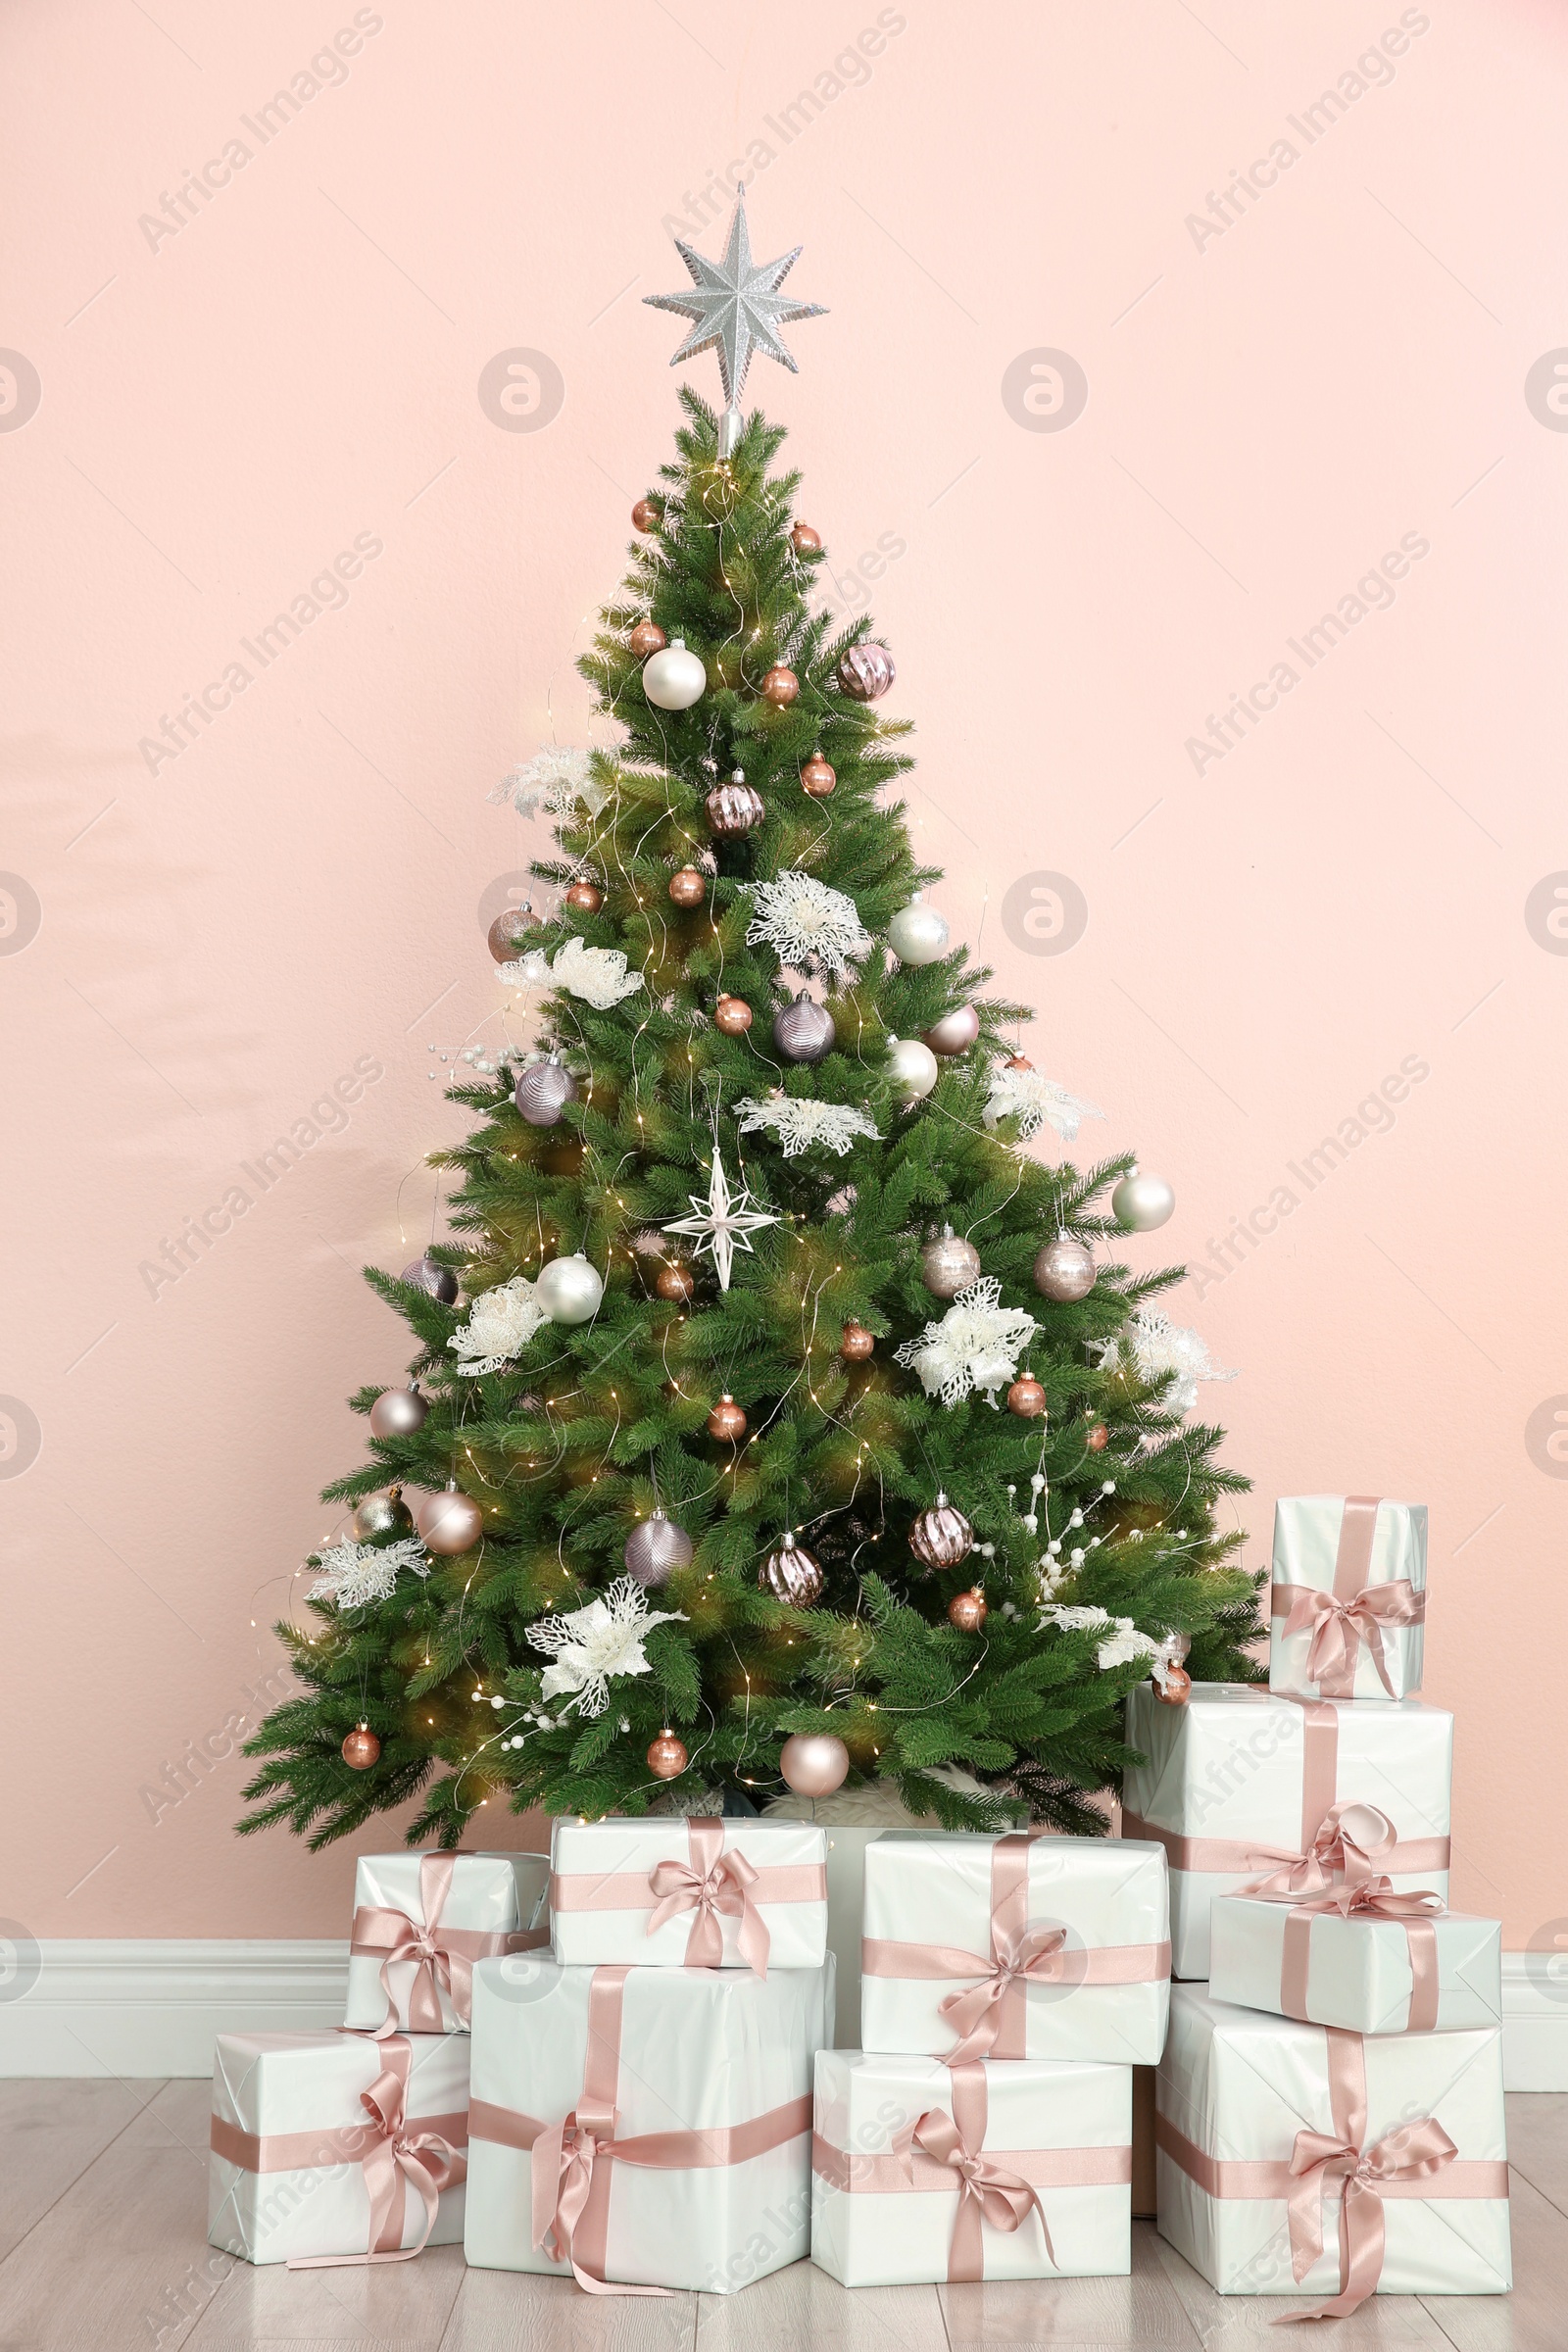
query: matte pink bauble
416 1483 485 1555
779 1731 850 1796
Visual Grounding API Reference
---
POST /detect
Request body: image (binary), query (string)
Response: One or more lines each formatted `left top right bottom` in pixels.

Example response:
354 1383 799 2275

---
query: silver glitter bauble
514 1057 577 1128
355 1488 414 1540
772 992 836 1064
837 643 895 702
486 904 537 962
1033 1234 1096 1301
924 1004 980 1055
369 1385 427 1439
908 1492 973 1573
624 1508 694 1589
886 893 950 966
535 1251 604 1324
758 1530 824 1606
642 637 707 710
921 1226 981 1298
1111 1166 1176 1232
416 1483 484 1555
402 1256 458 1304
888 1035 939 1100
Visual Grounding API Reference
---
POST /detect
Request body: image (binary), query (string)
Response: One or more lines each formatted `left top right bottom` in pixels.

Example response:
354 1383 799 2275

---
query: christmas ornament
491 746 608 822
668 866 707 907
713 994 753 1034
779 1730 849 1796
628 619 666 658
800 750 836 798
416 1482 484 1555
706 771 765 835
564 881 603 913
642 637 707 710
622 1510 694 1590
707 1394 747 1441
402 1256 458 1304
1156 1663 1192 1706
451 1276 545 1374
924 1004 980 1055
656 1261 695 1302
551 937 645 1008
310 1535 429 1610
888 1035 939 1100
514 1056 576 1127
760 664 799 707
921 1227 981 1298
355 1488 413 1540
1086 1421 1109 1451
1033 1235 1096 1301
887 893 950 966
644 184 826 456
1096 1618 1163 1672
772 992 836 1063
662 1146 779 1291
1111 1165 1176 1232
1091 1309 1234 1415
487 904 538 961
897 1276 1040 1409
758 1530 824 1605
837 643 895 701
647 1729 689 1779
840 1321 875 1361
985 1062 1103 1146
948 1588 988 1633
530 1574 686 1715
1007 1375 1047 1419
1006 1052 1033 1070
909 1493 973 1572
631 497 662 533
736 1093 878 1157
342 1724 380 1769
536 1251 604 1324
746 870 869 976
791 522 822 554
369 1384 427 1439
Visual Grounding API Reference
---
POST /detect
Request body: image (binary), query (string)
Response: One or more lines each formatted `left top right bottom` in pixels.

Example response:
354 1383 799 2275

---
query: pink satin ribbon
1155 2027 1507 2322
1270 1495 1425 1699
350 1852 543 2035
549 1824 824 1978
209 2033 467 2268
467 1964 812 2295
1265 1877 1446 2033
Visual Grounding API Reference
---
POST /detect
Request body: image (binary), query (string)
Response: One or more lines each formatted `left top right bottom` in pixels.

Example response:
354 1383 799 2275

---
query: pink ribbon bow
287 2034 466 2270
1240 1802 1398 1901
896 2063 1055 2281
938 1923 1072 2060
1278 1583 1425 1700
350 1852 536 2034
1282 2113 1458 2320
645 1817 769 1975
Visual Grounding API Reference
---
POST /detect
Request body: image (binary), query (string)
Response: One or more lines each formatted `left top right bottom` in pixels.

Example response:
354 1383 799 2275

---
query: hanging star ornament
661 1146 779 1292
645 185 825 454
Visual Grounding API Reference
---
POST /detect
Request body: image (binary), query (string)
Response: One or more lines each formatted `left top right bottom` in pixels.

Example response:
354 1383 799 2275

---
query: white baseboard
4 1942 1566 2084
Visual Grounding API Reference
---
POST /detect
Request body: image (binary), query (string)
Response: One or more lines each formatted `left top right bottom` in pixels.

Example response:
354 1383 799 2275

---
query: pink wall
6 0 1565 1947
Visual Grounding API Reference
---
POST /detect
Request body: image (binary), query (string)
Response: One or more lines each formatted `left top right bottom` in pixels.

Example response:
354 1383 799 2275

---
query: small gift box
344 1850 550 2034
208 2030 468 2267
548 1814 828 1973
1269 1495 1428 1700
1120 1683 1452 1978
810 2049 1132 2286
859 1830 1169 2065
465 1951 834 2293
1209 1886 1500 2034
1156 1985 1510 2309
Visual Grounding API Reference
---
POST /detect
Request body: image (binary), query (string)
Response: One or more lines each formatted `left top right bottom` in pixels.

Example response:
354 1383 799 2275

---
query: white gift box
1209 1891 1500 2034
548 1814 828 1972
1156 1985 1509 2305
811 2048 1131 2286
1270 1495 1428 1700
208 2030 468 2266
1121 1682 1451 1978
344 1849 550 2033
859 1830 1169 2065
465 1950 834 2293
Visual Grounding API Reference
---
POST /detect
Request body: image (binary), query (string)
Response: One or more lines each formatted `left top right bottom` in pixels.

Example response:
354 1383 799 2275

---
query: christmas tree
240 192 1260 1853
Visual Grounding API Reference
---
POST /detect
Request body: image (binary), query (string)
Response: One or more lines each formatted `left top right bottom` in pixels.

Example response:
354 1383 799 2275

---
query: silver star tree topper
645 185 825 456
662 1146 779 1293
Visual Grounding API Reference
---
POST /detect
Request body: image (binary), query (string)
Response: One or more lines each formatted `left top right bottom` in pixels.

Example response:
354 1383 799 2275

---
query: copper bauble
779 1731 849 1795
1086 1422 1109 1452
624 1508 693 1588
341 1724 380 1769
355 1487 413 1540
486 904 537 962
772 992 836 1064
628 619 666 659
837 643 895 702
758 1530 825 1606
631 497 662 533
647 1729 689 1780
707 1394 747 1441
791 522 822 554
909 1492 974 1572
948 1588 988 1633
921 1227 980 1298
668 866 707 907
1156 1663 1192 1706
1007 1376 1048 1419
924 1004 980 1056
1005 1052 1034 1070
564 881 603 913
1033 1234 1096 1302
706 774 765 836
713 994 753 1035
840 1321 875 1362
655 1261 696 1303
402 1256 458 1304
417 1482 485 1555
760 664 799 707
800 751 836 798
514 1057 577 1128
369 1384 427 1439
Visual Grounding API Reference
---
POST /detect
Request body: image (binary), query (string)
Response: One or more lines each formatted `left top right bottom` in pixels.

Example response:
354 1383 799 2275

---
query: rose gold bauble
923 1004 980 1056
921 1228 981 1298
416 1483 485 1555
369 1384 427 1439
707 1394 747 1441
908 1492 974 1572
706 775 765 835
800 751 836 798
1156 1663 1192 1706
779 1731 849 1796
1007 1376 1048 1419
668 867 707 907
840 1321 875 1362
1086 1422 1109 1452
647 1729 689 1779
631 497 662 532
342 1724 380 1769
837 643 896 702
487 905 538 961
564 882 603 913
656 1262 696 1303
1006 1053 1034 1071
760 665 799 707
1033 1234 1097 1302
713 994 753 1035
948 1588 988 1633
790 522 822 553
628 620 666 658
758 1530 825 1606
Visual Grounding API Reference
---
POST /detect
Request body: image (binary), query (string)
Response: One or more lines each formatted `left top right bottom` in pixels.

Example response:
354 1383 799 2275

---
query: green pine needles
240 389 1262 1853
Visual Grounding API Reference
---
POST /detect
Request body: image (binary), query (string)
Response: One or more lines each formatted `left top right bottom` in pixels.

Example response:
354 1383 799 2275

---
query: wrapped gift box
548 1814 827 1973
1209 1888 1500 2035
811 2048 1132 2286
1120 1683 1451 1978
1269 1495 1428 1700
465 1951 833 2293
344 1849 550 2034
859 1830 1169 2065
209 2029 468 2266
1156 1985 1509 2308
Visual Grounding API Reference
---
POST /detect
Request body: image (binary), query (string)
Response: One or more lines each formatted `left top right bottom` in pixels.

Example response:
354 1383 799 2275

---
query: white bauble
536 1251 604 1324
1111 1166 1176 1232
887 1035 939 1100
642 636 707 711
887 893 950 966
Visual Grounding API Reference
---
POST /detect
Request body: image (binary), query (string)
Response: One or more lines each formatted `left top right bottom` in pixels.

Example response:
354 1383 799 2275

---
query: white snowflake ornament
1091 1308 1235 1415
309 1537 430 1611
549 935 645 1009
745 870 870 978
527 1576 686 1719
984 1061 1104 1146
449 1276 546 1376
894 1275 1039 1409
734 1095 880 1158
661 1147 779 1291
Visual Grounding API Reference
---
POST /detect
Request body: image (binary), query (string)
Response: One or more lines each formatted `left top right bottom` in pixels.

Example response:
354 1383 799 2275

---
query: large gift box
1269 1494 1428 1700
465 1951 833 2293
1209 1886 1500 2035
548 1814 827 1973
859 1830 1169 2065
1156 1985 1510 2310
345 1850 550 2034
209 2030 468 2267
811 2048 1132 2286
1120 1683 1451 1978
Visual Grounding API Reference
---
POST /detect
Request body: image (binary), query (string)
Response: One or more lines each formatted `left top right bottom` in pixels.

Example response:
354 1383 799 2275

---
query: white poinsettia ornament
745 869 870 978
489 745 611 819
1038 1600 1161 1673
309 1537 430 1611
449 1276 545 1376
1091 1307 1235 1415
549 935 645 1009
895 1275 1039 1409
527 1576 686 1719
496 946 554 989
734 1094 880 1158
984 1060 1103 1145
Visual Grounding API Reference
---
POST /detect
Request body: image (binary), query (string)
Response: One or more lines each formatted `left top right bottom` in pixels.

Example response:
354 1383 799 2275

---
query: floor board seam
0 2077 170 2278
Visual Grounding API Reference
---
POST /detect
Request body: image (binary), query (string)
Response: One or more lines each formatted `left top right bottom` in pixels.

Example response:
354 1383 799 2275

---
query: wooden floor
2 2082 1565 2350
